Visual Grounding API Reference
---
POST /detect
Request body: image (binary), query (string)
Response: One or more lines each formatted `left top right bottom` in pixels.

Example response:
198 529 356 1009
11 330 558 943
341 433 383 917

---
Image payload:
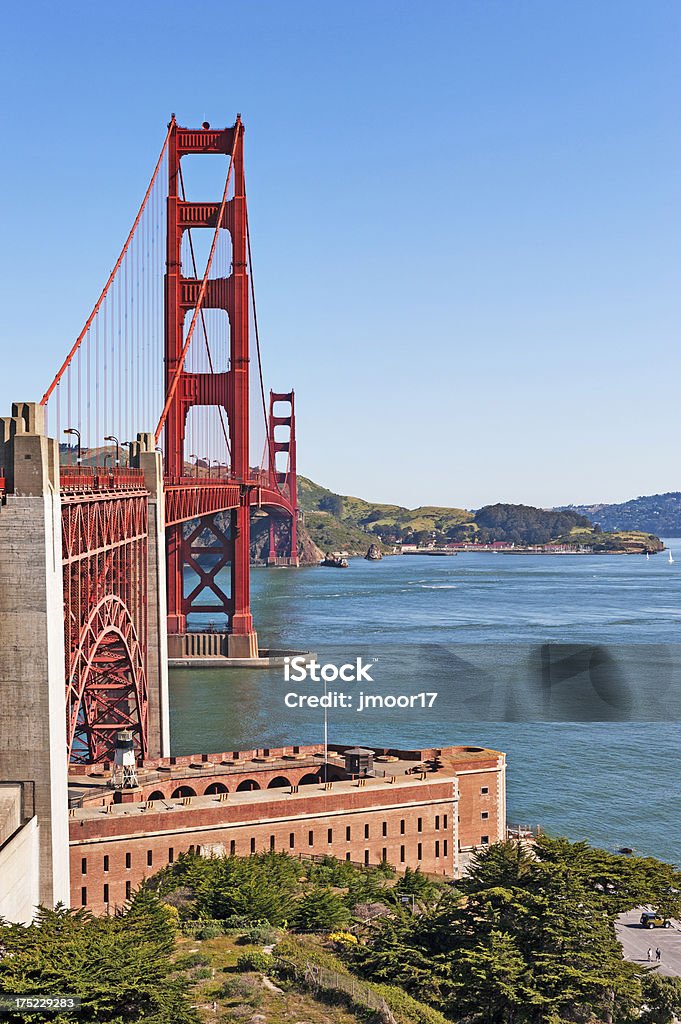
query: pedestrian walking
655 947 662 963
647 947 652 961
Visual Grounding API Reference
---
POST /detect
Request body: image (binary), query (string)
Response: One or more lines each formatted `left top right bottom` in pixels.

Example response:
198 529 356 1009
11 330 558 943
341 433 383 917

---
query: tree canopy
0 893 197 1024
351 837 681 1023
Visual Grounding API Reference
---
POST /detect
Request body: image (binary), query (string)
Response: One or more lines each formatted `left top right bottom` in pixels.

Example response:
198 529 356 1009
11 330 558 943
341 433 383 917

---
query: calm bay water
170 542 681 862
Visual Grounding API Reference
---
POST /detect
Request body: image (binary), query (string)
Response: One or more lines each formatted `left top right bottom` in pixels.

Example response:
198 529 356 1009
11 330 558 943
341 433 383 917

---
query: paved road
616 908 681 977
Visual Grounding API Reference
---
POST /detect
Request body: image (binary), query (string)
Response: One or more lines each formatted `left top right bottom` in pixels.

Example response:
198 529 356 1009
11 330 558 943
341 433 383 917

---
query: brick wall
71 778 457 914
456 761 505 851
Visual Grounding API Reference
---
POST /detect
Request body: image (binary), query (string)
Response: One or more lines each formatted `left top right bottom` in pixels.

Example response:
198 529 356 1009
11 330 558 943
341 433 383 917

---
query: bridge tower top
163 115 248 482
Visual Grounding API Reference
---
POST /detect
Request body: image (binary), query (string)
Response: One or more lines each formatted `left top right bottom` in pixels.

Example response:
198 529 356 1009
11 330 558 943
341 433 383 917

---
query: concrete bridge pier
0 402 69 908
134 434 171 759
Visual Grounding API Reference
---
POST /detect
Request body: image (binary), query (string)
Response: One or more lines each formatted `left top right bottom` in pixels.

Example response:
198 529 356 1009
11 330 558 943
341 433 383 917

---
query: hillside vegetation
6 842 681 1022
565 492 681 535
294 478 663 556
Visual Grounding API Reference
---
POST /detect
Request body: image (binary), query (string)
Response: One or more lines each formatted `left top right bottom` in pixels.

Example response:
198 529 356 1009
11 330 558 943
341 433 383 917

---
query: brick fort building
68 741 507 914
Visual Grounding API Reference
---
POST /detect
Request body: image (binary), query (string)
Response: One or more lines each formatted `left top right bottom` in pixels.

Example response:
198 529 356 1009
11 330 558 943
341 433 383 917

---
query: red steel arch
66 595 147 764
62 476 149 764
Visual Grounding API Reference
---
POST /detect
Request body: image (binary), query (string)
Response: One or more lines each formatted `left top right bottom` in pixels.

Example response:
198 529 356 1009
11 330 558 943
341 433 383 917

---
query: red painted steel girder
180 516 233 617
164 473 295 522
61 484 149 764
164 478 241 527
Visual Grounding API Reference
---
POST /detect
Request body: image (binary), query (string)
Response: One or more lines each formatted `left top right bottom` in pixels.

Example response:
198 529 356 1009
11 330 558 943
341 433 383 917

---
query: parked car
640 911 672 929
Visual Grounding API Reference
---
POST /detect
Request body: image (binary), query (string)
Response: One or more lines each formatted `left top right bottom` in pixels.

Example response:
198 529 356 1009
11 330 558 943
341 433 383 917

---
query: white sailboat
646 552 650 560
669 550 674 565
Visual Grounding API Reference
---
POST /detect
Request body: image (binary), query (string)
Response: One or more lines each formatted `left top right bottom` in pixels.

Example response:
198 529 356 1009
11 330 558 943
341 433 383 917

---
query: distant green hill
562 493 681 536
297 479 662 556
298 476 473 554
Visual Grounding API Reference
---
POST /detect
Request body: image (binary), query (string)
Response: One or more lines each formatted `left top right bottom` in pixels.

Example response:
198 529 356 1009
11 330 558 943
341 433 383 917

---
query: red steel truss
62 481 149 764
164 477 241 527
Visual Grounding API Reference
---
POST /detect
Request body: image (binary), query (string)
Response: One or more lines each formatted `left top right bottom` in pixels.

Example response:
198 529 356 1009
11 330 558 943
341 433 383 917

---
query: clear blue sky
0 1 679 508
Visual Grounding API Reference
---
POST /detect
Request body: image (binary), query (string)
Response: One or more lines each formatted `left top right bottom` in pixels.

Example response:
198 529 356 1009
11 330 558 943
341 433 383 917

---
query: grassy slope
298 476 662 556
173 932 363 1023
298 475 472 555
560 526 663 553
173 930 446 1024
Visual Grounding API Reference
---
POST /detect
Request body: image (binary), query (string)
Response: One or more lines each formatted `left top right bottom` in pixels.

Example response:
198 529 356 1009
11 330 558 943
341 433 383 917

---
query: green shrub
374 859 396 878
291 889 351 932
275 934 347 972
223 914 256 929
240 924 280 946
219 975 260 999
195 922 223 939
371 983 451 1024
236 950 276 972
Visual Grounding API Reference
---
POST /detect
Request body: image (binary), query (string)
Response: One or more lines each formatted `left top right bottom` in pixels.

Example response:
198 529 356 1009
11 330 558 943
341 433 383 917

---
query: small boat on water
321 553 349 568
669 550 674 564
646 552 650 560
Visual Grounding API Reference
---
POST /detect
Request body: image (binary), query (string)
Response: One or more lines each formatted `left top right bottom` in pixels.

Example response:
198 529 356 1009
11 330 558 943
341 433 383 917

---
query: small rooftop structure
111 730 139 791
344 747 374 776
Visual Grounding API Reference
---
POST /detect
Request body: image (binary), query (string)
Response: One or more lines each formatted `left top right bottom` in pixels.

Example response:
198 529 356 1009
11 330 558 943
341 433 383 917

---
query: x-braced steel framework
164 118 255 647
62 480 149 764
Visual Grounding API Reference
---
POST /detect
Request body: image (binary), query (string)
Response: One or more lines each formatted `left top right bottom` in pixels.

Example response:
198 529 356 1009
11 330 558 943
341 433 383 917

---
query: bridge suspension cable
40 124 172 465
245 190 278 484
38 112 294 499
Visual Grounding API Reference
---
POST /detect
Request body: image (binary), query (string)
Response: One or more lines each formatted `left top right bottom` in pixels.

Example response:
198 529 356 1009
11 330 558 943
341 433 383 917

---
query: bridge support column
0 402 70 909
228 502 258 658
136 435 170 759
267 519 278 565
166 525 186 636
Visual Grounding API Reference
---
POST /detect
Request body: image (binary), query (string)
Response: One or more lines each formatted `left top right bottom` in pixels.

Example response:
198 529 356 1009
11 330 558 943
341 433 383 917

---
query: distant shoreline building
67 742 506 915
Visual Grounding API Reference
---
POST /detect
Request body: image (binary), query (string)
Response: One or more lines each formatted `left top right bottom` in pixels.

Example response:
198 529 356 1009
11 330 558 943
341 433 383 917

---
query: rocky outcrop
297 523 325 565
249 512 324 565
365 543 382 560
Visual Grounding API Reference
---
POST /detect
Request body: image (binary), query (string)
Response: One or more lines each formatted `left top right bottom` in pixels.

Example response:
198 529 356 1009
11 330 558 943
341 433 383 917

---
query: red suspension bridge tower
1 114 299 773
163 116 257 657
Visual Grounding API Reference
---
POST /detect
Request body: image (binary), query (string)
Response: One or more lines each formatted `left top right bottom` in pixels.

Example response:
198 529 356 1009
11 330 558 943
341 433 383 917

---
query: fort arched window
171 785 196 798
236 779 261 792
299 773 319 786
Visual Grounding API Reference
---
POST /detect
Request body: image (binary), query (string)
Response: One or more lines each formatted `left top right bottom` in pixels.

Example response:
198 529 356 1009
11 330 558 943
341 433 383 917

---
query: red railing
59 466 146 494
164 474 240 487
164 479 242 526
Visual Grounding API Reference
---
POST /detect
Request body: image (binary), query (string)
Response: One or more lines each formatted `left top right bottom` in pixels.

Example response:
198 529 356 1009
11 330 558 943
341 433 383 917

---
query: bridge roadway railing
57 465 294 525
164 475 242 526
59 465 146 493
164 474 295 525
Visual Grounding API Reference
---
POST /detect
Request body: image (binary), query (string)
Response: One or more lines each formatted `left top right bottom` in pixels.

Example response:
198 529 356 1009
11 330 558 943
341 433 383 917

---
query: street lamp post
104 435 120 467
63 428 81 466
122 441 134 467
